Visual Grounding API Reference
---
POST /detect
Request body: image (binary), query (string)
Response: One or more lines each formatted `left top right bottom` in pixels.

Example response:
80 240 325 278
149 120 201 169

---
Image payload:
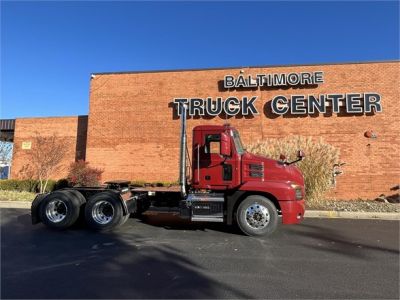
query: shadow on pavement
1 208 250 299
289 221 400 259
139 213 244 236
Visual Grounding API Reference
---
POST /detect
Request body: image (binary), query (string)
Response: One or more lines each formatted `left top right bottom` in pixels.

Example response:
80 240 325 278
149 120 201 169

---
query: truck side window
205 134 220 154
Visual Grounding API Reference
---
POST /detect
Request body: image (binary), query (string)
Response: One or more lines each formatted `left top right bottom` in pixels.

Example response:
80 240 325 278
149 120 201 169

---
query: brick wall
11 116 88 179
86 61 399 200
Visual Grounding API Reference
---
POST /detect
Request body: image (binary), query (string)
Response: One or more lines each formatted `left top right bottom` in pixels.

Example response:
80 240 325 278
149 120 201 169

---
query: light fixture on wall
364 130 377 139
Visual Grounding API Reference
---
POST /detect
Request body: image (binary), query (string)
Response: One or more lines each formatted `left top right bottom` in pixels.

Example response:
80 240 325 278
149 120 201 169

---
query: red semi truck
31 105 306 236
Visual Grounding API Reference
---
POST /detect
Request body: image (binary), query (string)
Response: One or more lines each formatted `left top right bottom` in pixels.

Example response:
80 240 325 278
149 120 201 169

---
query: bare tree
24 132 70 193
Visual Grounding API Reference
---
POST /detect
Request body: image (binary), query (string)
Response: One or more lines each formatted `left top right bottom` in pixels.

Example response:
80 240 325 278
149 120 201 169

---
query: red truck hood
242 152 304 186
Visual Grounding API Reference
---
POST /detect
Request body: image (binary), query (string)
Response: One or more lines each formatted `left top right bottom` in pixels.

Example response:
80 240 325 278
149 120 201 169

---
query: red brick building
7 61 399 200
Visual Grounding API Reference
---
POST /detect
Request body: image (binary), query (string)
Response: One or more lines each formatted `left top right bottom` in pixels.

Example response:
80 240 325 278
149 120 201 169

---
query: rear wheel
236 195 278 237
85 193 125 231
119 213 130 226
39 190 81 229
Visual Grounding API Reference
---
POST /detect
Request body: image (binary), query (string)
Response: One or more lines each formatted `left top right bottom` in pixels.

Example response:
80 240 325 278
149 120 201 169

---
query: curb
0 201 398 220
0 201 31 209
305 210 399 220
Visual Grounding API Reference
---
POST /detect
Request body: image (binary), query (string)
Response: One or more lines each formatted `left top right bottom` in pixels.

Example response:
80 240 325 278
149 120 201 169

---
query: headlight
295 188 302 200
290 183 303 200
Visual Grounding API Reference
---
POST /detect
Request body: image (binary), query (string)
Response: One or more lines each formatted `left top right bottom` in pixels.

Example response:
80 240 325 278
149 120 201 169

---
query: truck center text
173 93 382 116
172 71 382 116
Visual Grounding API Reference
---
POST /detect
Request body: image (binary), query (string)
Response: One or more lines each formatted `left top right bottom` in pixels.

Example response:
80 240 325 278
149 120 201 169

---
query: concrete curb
0 201 398 220
0 201 31 209
305 210 399 220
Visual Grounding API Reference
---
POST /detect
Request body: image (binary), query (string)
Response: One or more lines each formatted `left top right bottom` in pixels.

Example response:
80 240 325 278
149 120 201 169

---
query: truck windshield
232 130 245 155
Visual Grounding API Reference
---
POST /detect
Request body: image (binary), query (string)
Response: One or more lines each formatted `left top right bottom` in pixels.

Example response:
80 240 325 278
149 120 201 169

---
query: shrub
247 136 340 205
0 179 57 193
130 180 179 187
0 179 37 192
130 180 147 187
18 179 38 192
53 178 70 190
67 160 103 187
45 180 57 192
0 179 20 191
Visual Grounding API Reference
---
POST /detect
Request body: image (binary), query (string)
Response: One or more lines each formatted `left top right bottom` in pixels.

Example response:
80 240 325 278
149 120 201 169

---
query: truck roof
193 124 233 131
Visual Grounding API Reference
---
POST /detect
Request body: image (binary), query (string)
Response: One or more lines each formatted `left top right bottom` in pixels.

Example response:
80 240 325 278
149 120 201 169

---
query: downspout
179 103 187 198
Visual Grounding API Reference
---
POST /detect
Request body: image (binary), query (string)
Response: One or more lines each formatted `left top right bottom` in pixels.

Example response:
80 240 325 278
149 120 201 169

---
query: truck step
187 193 224 222
191 216 224 222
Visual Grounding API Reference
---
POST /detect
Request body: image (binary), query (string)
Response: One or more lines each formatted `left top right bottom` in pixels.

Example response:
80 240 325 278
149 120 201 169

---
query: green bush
247 136 340 205
19 180 39 192
0 179 58 193
45 180 57 192
130 180 147 187
0 179 36 192
53 178 70 190
0 179 20 191
130 180 179 187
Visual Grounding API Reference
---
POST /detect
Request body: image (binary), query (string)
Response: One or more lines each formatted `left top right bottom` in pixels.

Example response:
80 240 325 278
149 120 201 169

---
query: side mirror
220 132 231 157
297 150 305 160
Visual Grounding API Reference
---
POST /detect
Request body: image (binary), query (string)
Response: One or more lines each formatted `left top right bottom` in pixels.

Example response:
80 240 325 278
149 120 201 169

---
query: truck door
198 130 233 189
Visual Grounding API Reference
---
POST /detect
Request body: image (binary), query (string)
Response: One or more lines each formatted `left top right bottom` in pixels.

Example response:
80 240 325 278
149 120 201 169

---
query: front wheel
84 193 125 231
236 195 278 237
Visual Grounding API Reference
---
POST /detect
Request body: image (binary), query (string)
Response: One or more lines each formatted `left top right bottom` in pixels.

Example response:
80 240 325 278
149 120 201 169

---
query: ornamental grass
247 136 340 205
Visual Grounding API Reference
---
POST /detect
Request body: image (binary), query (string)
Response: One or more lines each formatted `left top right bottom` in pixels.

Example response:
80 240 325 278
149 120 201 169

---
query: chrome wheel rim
245 203 270 229
92 201 114 225
45 200 68 223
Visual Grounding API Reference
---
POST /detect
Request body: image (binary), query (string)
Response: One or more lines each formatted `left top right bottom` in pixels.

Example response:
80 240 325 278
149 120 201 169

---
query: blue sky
1 1 399 119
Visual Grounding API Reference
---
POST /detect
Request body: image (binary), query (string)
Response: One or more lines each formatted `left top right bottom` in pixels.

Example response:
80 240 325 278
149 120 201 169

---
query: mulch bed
308 198 400 213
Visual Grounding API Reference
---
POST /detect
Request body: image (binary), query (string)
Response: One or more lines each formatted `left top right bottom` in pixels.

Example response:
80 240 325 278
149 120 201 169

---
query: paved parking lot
1 208 399 299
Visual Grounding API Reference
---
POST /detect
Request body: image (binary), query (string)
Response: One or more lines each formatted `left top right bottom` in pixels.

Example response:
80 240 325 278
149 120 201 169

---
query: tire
119 213 130 226
236 195 278 237
39 190 81 229
85 192 125 231
65 190 87 228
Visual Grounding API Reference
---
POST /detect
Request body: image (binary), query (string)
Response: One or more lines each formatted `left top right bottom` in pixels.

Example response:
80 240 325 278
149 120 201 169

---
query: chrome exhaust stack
179 103 187 198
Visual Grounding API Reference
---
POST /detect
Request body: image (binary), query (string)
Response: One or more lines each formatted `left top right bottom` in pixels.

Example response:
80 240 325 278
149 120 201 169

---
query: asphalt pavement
1 208 399 299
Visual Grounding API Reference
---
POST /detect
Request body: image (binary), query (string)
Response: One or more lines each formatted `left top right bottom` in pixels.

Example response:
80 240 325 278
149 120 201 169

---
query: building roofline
12 115 88 120
92 59 399 76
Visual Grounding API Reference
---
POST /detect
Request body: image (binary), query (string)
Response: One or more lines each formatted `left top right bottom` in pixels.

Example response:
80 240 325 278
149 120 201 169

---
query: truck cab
189 124 305 232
